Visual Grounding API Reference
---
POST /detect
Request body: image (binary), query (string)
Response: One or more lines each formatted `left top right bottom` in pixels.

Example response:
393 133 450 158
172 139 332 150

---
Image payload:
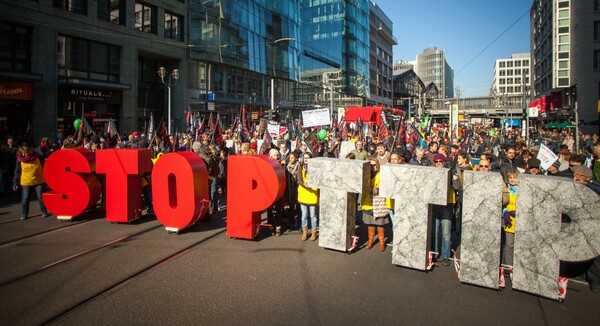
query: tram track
43 227 227 325
0 223 163 288
0 219 91 247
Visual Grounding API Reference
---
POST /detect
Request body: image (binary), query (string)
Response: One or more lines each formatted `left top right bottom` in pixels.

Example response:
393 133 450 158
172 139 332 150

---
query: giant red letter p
227 155 285 239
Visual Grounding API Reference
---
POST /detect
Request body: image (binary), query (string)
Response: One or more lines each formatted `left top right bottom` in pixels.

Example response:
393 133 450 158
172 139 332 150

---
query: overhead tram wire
455 7 530 76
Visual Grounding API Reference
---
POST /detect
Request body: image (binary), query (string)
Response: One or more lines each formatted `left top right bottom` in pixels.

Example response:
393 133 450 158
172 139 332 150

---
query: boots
378 227 386 252
301 228 308 241
310 228 318 241
366 226 376 249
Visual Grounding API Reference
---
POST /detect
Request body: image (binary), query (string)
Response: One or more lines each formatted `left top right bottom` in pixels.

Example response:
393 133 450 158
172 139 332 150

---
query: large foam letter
42 148 101 220
309 158 369 251
379 165 448 270
152 152 209 232
459 171 503 289
96 149 152 223
513 175 600 300
227 155 285 239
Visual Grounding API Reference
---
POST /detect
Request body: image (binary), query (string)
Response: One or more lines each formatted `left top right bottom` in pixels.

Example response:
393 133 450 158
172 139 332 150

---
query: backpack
199 147 220 178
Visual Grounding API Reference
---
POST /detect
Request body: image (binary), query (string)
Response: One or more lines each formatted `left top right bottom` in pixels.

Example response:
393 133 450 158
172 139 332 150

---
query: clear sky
373 0 532 97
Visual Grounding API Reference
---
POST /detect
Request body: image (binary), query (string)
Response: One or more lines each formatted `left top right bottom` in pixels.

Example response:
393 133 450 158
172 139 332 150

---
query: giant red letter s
227 155 285 239
42 148 101 220
152 152 209 232
96 149 152 223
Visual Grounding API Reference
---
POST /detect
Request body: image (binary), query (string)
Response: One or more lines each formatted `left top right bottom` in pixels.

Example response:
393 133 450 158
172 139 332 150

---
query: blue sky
373 0 532 97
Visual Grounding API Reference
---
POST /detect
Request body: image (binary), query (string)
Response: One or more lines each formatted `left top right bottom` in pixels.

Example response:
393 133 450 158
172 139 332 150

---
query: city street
1 193 599 325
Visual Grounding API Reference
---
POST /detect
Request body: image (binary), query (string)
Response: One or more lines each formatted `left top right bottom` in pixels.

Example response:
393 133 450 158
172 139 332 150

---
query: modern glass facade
298 0 370 100
188 0 368 120
189 0 300 79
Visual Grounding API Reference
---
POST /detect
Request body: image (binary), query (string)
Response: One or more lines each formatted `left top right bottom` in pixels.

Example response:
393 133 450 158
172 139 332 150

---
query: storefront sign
61 86 121 104
0 81 33 100
42 151 600 301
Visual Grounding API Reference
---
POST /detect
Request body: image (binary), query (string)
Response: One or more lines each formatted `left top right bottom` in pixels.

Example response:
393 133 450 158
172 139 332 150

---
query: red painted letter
96 149 152 223
152 152 209 231
42 148 101 220
227 155 285 239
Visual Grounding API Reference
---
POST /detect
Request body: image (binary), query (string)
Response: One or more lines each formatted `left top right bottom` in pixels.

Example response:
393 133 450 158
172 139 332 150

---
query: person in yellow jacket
296 152 319 241
501 168 519 266
362 157 390 252
13 145 50 220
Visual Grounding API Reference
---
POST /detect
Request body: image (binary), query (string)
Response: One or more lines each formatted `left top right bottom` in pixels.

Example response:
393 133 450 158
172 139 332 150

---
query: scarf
17 152 40 163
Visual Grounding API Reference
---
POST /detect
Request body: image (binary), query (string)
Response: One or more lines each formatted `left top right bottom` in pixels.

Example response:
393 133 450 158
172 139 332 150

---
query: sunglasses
434 160 445 163
479 165 490 168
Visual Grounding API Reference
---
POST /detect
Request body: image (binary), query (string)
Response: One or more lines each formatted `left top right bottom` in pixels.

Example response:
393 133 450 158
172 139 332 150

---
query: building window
135 2 157 33
53 0 87 15
165 11 183 41
0 22 32 72
98 0 125 25
595 0 599 12
594 50 600 70
595 21 600 42
558 78 569 87
57 35 120 82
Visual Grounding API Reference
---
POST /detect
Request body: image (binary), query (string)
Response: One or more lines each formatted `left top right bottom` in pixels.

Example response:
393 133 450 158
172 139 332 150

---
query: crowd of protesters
1 113 600 292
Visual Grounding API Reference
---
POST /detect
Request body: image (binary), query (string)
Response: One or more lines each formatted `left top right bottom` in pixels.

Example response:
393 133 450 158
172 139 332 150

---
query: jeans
22 184 48 218
503 231 514 266
300 204 317 229
433 205 452 259
210 178 219 210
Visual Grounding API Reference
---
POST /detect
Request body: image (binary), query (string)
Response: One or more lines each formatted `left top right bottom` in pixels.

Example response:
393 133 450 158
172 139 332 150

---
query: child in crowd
502 168 519 266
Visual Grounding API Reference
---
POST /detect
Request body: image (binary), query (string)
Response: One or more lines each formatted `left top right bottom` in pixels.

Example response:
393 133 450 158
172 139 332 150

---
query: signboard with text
302 108 331 128
0 81 33 100
60 86 121 104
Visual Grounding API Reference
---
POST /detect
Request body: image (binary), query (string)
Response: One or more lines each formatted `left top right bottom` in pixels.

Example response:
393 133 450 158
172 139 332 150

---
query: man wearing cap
526 158 541 175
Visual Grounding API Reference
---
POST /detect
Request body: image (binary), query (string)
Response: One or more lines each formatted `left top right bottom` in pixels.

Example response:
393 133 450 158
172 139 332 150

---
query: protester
501 168 519 266
13 145 50 220
350 140 369 160
285 152 301 231
267 148 284 236
361 157 389 251
296 152 319 241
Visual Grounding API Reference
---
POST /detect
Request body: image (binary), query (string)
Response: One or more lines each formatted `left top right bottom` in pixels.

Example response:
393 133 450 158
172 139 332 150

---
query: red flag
305 130 320 155
213 114 223 146
378 120 391 145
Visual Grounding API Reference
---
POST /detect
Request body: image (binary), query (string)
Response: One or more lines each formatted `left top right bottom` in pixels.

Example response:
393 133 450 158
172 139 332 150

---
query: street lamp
157 67 180 135
270 37 295 119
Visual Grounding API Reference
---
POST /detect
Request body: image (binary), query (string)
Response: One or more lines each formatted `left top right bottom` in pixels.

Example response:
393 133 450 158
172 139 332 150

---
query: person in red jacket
13 145 50 220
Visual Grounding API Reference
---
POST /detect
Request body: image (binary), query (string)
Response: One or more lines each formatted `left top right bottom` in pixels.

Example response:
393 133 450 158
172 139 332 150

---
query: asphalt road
0 193 599 325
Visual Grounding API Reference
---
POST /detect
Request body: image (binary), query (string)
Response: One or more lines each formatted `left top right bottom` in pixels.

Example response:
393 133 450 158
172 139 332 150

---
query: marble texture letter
514 174 600 300
379 165 448 270
308 158 369 251
459 171 503 289
338 141 358 160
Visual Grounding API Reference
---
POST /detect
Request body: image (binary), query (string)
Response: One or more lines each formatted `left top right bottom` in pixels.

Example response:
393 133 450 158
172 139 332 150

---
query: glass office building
188 0 368 122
